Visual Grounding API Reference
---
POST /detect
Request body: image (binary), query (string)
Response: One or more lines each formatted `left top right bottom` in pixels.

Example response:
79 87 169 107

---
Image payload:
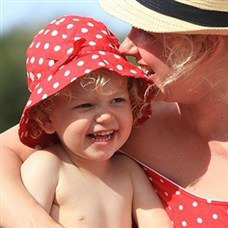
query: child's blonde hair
28 70 148 139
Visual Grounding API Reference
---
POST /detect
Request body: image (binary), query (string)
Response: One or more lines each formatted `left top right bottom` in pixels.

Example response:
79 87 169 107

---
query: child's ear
42 115 56 134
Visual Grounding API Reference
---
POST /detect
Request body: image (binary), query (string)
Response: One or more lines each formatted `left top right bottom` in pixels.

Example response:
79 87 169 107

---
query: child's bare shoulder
21 144 63 172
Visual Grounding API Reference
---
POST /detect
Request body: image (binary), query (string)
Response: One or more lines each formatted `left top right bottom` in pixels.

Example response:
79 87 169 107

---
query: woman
99 0 228 227
1 0 228 227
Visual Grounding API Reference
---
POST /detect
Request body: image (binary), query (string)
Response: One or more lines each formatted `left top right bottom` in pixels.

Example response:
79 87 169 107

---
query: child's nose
95 113 115 124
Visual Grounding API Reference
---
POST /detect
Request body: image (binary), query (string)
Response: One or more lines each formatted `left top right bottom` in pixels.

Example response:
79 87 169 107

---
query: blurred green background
1 0 131 133
1 27 33 132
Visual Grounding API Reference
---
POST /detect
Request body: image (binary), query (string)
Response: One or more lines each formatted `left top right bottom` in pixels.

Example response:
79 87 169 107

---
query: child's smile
87 130 115 143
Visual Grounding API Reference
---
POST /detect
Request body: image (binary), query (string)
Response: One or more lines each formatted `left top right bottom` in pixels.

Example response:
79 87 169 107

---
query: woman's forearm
1 147 63 228
0 126 63 228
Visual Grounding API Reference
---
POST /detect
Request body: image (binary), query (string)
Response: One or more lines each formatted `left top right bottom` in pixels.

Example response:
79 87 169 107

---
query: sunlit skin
18 74 173 227
119 27 228 200
44 76 133 165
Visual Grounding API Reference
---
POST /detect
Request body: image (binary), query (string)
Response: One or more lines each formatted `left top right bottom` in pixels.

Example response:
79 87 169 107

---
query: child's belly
50 202 132 228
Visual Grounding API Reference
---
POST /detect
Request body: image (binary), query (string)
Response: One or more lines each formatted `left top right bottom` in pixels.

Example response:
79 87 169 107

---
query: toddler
19 15 172 228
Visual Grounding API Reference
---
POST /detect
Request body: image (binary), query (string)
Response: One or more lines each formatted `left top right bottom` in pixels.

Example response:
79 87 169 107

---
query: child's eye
75 103 93 108
111 97 126 103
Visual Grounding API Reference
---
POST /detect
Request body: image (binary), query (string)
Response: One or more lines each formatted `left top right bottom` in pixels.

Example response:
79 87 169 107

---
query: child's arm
0 125 63 228
128 159 173 228
20 149 61 213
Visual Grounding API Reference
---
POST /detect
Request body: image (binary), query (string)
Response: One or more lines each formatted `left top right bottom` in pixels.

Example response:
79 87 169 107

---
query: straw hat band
136 0 228 27
99 0 228 34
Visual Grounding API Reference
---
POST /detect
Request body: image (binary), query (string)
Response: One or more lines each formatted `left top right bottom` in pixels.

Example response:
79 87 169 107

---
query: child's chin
89 151 116 161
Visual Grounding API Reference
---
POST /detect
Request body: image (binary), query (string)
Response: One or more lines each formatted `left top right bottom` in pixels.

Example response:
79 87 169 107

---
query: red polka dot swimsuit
142 164 228 227
121 152 228 227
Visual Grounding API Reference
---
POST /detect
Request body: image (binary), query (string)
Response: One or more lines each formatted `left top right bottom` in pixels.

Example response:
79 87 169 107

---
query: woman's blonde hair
160 34 219 87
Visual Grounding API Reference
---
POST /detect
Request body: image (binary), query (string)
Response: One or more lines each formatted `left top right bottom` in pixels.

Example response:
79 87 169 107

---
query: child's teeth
88 130 114 142
91 134 112 142
94 130 113 136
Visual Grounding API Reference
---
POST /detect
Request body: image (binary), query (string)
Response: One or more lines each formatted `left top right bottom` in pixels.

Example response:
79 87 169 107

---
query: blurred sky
1 0 131 37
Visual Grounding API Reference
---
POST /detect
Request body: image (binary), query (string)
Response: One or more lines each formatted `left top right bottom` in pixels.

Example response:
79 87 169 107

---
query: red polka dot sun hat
19 15 153 149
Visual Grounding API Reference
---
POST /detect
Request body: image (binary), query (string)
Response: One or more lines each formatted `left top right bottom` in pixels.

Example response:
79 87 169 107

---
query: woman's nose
95 113 115 124
119 28 140 56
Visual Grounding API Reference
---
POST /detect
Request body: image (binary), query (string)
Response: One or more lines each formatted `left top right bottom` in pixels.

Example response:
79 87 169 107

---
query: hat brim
19 50 150 149
99 0 228 35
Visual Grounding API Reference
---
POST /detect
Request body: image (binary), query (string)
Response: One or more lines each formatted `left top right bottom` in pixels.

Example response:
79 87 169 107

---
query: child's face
46 75 133 162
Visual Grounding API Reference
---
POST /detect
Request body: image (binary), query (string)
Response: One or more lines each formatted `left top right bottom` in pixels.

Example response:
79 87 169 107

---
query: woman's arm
129 160 173 228
0 125 62 227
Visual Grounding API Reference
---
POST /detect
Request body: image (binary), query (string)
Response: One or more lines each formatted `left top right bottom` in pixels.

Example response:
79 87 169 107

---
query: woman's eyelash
141 29 155 40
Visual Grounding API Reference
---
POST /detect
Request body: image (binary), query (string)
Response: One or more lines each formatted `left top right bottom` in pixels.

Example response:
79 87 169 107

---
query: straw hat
99 0 228 35
19 15 152 149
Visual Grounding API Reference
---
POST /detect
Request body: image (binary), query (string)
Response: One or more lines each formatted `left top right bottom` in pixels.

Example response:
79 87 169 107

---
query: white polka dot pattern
42 94 48 100
89 41 96 46
77 61 84 66
44 43 50 49
67 48 74 55
64 70 70 77
71 77 77 82
92 55 99 59
212 214 218 220
81 28 88 33
47 75 53 81
197 218 203 224
96 34 103 39
36 42 41 48
116 64 123 70
37 88 43 94
67 24 74 29
98 62 105 67
51 30 58 36
192 202 198 207
26 100 32 106
48 60 55 67
54 45 61 52
87 22 94 27
53 82 59 89
130 70 137 74
30 57 35 64
44 30 50 35
38 58 44 65
84 69 91 74
62 34 67 39
99 51 105 55
140 163 228 228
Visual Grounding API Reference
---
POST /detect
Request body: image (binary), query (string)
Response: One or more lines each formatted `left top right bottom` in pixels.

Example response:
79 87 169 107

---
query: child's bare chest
51 162 133 228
